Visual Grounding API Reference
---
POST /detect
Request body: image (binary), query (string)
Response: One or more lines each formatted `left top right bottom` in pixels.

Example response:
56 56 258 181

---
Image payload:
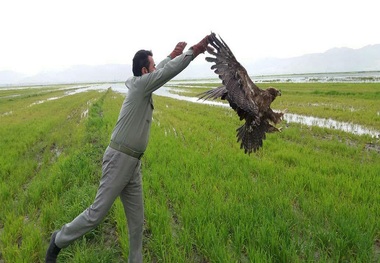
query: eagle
198 33 286 154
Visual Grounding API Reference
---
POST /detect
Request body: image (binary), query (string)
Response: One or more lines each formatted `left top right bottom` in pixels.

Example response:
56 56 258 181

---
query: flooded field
2 80 379 138
30 82 380 137
155 85 380 138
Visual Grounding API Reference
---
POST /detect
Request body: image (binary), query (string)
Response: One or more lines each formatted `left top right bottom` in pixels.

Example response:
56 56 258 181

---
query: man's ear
142 67 149 75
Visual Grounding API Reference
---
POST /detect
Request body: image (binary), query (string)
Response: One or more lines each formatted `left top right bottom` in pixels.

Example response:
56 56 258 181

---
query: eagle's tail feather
236 122 265 154
197 86 227 101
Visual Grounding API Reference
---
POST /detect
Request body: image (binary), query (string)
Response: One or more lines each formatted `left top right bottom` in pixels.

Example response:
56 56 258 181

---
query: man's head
132 50 156 76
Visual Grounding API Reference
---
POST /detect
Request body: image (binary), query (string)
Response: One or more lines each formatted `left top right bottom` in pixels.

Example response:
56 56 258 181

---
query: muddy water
284 113 379 137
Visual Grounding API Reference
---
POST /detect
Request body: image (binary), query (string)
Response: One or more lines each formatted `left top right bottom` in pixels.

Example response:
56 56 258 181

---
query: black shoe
45 231 61 263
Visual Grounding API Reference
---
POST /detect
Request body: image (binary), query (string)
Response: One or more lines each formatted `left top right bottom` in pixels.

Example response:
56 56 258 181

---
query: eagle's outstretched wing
199 33 261 120
199 33 284 154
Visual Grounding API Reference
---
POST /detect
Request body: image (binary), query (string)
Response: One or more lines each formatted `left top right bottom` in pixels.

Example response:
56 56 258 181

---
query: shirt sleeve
156 56 171 70
138 49 194 95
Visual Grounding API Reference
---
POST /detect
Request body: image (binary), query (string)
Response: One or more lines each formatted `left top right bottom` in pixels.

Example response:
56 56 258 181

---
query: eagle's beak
278 90 282 96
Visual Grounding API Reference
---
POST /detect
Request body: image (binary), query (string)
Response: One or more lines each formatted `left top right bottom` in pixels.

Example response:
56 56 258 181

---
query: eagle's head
267 87 281 100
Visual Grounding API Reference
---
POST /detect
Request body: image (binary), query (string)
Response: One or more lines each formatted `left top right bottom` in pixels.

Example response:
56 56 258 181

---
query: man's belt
109 141 144 159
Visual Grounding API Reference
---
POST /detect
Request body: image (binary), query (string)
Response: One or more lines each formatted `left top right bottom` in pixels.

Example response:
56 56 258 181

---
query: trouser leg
55 147 139 249
120 162 144 263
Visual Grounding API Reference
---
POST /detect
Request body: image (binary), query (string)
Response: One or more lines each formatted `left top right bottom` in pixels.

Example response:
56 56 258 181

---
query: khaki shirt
110 49 194 153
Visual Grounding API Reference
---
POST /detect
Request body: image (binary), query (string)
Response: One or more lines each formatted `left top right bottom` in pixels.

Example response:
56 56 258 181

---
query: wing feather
198 86 227 100
198 33 284 154
205 33 260 115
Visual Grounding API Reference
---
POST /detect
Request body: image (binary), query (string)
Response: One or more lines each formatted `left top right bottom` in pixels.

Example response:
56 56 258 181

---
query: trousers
55 146 144 263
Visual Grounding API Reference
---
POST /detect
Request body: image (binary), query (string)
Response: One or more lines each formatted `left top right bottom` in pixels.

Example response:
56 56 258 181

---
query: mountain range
1 44 379 86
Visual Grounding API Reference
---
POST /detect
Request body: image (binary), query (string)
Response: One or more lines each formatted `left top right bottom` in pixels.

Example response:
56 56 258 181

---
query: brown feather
198 33 285 154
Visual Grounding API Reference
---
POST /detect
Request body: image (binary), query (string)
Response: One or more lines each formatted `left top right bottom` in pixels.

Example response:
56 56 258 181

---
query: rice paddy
0 81 379 262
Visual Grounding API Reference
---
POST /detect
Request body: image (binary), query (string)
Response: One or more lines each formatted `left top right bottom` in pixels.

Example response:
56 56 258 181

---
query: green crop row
0 83 379 262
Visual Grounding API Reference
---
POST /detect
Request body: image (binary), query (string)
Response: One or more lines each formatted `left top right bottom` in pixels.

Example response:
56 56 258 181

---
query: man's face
146 56 156 73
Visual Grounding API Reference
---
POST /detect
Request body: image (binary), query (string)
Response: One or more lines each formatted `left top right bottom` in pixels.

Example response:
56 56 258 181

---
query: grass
0 82 379 262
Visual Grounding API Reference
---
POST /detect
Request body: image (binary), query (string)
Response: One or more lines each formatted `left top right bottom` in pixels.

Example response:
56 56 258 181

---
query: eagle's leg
267 124 282 133
268 108 286 124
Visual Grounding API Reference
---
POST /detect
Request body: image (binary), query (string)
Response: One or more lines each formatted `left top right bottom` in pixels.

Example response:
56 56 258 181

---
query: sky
1 0 379 75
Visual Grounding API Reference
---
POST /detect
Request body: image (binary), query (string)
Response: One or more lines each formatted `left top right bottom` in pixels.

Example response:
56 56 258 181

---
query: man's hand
190 34 211 59
169 42 187 59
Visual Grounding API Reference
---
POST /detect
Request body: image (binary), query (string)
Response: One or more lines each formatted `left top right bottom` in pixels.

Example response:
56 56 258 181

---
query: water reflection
284 113 379 137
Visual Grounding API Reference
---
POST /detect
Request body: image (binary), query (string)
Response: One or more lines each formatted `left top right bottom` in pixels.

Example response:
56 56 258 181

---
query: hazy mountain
177 44 380 78
246 44 380 75
1 44 380 86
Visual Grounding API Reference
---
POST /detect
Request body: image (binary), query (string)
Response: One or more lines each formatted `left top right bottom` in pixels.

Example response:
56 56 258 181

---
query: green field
0 82 379 262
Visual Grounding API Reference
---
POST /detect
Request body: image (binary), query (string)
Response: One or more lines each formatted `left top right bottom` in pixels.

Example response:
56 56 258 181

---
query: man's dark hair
132 50 153 76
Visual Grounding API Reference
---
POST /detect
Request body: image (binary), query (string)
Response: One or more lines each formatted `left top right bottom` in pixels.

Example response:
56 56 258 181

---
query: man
45 34 211 263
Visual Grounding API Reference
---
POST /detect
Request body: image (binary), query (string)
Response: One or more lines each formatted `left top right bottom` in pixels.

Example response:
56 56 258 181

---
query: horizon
2 70 380 88
1 42 379 77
